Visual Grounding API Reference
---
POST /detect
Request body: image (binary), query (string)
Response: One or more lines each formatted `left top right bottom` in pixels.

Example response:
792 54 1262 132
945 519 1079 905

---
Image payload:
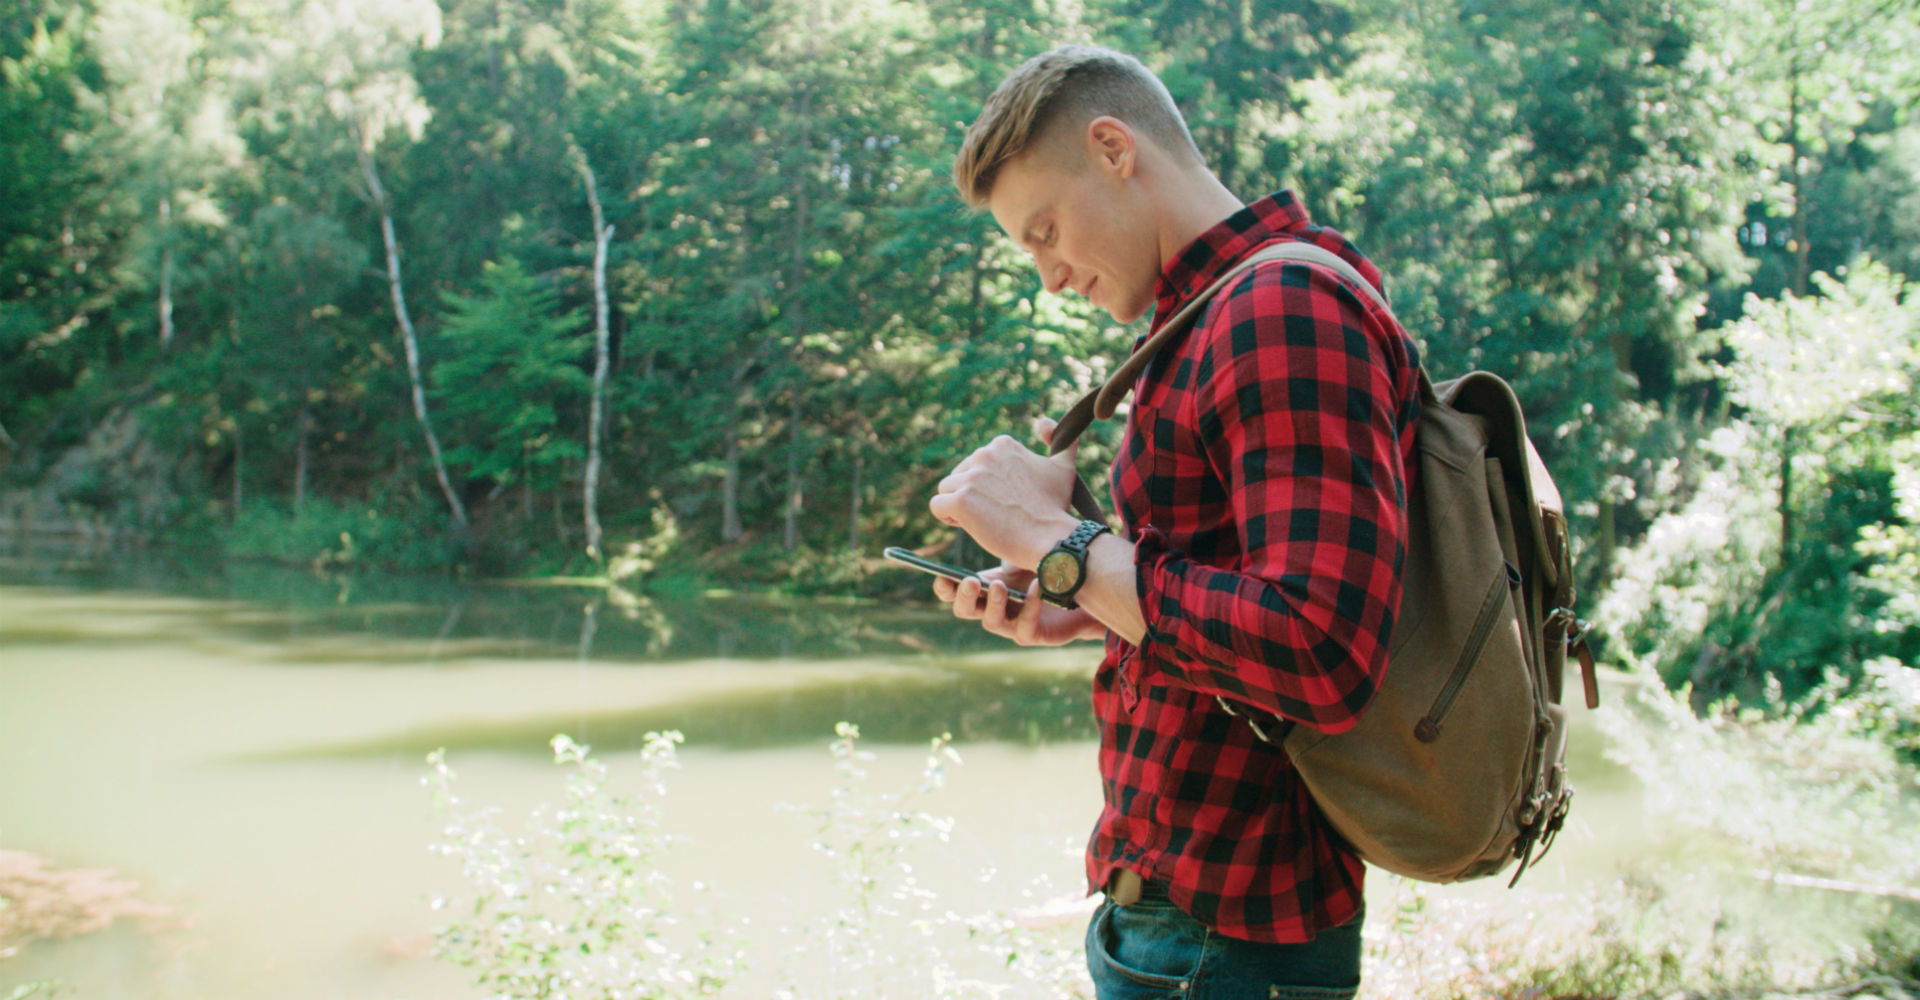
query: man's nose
1044 260 1072 295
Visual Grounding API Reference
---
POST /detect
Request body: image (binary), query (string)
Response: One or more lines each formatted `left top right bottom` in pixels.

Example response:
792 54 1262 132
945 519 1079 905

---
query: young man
927 45 1423 998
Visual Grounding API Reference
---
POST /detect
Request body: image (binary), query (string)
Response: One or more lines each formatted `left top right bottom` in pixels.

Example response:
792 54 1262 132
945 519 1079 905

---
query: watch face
1039 550 1081 595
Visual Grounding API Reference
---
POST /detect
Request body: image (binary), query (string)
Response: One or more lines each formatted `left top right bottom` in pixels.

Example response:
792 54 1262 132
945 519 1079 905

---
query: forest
3 0 1920 704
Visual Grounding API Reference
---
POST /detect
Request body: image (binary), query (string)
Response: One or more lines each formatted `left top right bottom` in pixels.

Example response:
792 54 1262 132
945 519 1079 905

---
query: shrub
220 497 460 573
425 733 740 999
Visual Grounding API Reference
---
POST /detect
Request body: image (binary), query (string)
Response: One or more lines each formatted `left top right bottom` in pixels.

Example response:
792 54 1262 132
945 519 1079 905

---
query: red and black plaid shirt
1086 191 1423 943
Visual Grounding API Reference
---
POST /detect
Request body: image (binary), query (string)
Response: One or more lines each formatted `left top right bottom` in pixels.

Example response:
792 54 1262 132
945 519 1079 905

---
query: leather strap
1053 241 1397 521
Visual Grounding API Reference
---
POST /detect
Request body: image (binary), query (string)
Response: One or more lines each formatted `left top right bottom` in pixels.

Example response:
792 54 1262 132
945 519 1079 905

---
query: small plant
773 723 1092 1000
772 723 960 999
425 732 740 999
426 727 1094 1000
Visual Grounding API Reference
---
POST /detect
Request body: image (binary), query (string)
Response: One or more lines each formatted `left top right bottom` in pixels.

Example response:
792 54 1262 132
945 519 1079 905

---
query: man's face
986 146 1161 325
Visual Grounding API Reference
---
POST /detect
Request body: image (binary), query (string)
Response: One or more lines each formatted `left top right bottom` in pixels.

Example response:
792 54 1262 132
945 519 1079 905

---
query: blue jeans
1084 885 1363 1000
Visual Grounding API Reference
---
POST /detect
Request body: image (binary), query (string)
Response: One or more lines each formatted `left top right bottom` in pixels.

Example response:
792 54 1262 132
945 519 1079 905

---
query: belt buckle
1107 868 1145 907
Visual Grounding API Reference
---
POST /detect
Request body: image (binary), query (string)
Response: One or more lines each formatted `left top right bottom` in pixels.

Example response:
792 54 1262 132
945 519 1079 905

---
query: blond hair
951 45 1202 208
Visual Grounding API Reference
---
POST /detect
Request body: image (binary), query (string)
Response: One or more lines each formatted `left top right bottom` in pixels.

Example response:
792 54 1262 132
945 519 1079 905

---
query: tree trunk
231 427 244 514
1772 430 1798 564
783 84 812 554
1786 70 1811 301
721 417 743 543
578 153 614 563
1781 62 1806 560
524 449 535 532
351 116 468 530
293 398 311 512
784 395 803 552
847 449 862 551
158 194 175 351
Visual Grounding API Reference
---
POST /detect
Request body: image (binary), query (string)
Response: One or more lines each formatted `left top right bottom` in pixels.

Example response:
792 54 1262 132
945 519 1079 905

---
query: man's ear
1085 116 1136 178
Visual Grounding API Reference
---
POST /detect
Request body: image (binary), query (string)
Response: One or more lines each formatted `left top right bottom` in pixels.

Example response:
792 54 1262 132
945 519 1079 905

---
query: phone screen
883 547 1024 608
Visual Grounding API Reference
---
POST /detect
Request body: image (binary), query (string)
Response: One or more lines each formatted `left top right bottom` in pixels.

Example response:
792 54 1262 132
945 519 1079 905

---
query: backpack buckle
1549 608 1603 709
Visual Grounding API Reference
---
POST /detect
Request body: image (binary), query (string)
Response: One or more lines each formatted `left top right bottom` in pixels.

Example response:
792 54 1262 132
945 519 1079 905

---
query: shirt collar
1149 191 1353 334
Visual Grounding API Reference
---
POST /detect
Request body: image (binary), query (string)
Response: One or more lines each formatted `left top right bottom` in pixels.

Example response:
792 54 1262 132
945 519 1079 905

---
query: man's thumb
1035 416 1078 465
1036 412 1067 449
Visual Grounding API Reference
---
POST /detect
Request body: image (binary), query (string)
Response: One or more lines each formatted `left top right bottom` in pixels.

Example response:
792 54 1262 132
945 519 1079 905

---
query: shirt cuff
1130 526 1181 687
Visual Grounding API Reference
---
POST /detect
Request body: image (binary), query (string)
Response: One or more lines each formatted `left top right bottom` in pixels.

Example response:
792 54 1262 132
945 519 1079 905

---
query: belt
1105 868 1170 906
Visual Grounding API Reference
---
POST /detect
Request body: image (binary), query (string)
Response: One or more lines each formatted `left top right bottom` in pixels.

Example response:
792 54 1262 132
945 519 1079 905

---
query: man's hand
929 418 1082 570
931 562 1103 646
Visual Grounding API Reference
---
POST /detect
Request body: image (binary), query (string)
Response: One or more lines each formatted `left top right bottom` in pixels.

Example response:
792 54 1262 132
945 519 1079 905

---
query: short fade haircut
952 44 1203 209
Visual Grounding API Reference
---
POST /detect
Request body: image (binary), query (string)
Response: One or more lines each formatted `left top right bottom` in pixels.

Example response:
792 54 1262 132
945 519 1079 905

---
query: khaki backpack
1051 241 1600 885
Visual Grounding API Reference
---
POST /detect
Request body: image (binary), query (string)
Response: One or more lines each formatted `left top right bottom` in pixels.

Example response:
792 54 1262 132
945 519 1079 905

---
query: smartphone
883 546 1025 609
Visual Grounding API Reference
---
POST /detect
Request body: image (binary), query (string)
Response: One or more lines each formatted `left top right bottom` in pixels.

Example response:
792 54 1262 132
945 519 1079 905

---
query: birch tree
251 0 467 528
574 147 614 564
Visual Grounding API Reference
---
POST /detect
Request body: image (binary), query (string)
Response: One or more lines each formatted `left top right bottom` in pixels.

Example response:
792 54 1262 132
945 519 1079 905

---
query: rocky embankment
0 404 182 543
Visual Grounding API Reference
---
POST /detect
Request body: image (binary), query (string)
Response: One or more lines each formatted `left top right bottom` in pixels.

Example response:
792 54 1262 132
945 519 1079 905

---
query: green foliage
221 496 461 572
1600 259 1920 701
1606 675 1919 888
432 256 590 491
5 0 1920 633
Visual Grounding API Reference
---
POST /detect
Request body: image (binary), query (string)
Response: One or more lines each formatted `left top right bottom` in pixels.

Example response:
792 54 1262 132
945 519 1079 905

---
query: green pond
0 539 1666 999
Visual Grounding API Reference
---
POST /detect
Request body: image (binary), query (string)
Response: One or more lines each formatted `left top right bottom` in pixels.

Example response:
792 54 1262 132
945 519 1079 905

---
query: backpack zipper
1415 563 1521 743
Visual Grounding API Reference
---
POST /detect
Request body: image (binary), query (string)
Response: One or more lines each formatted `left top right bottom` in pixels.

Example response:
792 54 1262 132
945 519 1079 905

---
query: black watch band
1038 519 1111 609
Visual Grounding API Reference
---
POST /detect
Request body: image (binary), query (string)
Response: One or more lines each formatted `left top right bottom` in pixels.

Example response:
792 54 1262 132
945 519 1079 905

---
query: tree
0 3 113 447
1101 0 1355 198
1699 0 1920 554
431 257 590 530
250 0 468 528
1294 0 1748 587
80 0 243 353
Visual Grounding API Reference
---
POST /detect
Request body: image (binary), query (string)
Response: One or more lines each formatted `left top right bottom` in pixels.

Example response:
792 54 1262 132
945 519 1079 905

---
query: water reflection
0 540 1021 665
0 540 1096 752
240 667 1095 761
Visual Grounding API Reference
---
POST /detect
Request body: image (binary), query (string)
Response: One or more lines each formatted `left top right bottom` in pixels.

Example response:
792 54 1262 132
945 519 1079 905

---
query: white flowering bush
772 723 1092 1000
1592 420 1781 677
1600 677 1920 888
426 732 741 999
427 728 1093 1000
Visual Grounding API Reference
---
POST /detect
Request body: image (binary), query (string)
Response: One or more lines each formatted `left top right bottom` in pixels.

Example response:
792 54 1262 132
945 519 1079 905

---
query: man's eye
1044 228 1058 247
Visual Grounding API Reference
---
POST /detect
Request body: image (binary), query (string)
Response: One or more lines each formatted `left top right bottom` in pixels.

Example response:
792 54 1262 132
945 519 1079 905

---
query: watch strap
1040 519 1111 609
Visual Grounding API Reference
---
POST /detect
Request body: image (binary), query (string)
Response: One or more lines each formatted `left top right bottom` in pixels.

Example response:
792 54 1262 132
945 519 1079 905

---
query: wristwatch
1037 519 1111 609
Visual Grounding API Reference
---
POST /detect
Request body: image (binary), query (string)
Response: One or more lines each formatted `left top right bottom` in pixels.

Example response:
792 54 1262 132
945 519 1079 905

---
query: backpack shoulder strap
1054 240 1399 521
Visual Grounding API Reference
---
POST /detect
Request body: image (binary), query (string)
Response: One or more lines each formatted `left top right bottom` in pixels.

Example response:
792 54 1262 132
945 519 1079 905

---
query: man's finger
951 577 985 620
1033 416 1058 449
1011 579 1042 645
928 491 960 526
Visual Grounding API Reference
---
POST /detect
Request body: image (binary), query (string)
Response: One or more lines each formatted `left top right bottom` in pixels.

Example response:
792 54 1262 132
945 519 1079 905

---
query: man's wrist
1020 513 1087 570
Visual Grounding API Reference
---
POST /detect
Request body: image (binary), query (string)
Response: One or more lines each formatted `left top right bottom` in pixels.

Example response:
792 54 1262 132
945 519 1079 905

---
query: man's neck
1155 170 1246 270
